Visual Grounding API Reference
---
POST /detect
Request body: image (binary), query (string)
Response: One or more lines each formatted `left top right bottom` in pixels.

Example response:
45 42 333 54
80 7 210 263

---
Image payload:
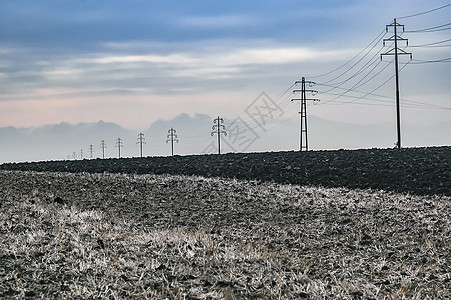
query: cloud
218 47 346 65
93 43 336 68
0 0 449 136
178 14 254 28
1 38 353 100
93 54 198 65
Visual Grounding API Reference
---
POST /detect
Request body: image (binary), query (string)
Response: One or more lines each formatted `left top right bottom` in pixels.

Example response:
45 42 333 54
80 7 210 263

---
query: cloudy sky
0 0 450 158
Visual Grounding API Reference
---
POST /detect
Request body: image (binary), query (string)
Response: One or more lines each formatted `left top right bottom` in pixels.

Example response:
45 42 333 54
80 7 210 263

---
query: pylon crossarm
382 48 411 56
293 89 318 93
295 80 315 85
381 49 397 56
386 20 404 29
384 35 408 42
291 98 318 102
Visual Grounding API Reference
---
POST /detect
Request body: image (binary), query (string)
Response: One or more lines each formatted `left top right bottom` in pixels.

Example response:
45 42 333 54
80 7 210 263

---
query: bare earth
0 171 450 299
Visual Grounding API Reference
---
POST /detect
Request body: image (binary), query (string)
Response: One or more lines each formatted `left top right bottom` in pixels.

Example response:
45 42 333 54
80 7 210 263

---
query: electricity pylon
381 18 412 149
89 144 95 159
136 133 146 157
166 127 179 156
211 116 227 154
100 140 107 159
80 149 84 159
115 138 123 158
292 77 319 151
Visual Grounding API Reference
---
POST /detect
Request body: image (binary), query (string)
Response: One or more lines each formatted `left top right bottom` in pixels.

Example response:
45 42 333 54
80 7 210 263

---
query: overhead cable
397 4 451 20
308 29 386 79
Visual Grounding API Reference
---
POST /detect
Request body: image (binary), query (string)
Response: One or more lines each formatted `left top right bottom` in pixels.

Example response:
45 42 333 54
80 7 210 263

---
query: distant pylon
166 128 179 156
211 116 227 154
136 133 146 157
115 138 123 158
292 77 319 151
89 144 95 159
100 140 107 159
381 18 412 149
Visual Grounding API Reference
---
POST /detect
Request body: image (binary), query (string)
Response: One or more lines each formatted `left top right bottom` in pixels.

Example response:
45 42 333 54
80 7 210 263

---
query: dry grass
0 170 449 299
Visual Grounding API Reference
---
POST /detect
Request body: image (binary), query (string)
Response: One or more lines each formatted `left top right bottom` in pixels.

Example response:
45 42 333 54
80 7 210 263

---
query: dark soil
2 147 450 196
1 171 450 299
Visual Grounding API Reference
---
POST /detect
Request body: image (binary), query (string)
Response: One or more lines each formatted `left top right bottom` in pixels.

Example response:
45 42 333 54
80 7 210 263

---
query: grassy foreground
0 171 450 299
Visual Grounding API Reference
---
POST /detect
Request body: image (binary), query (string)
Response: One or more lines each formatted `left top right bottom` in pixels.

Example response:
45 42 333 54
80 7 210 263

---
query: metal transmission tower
100 140 107 159
88 144 95 159
292 77 319 151
211 116 227 154
115 138 123 158
166 127 179 156
381 18 412 149
80 149 84 159
136 133 146 158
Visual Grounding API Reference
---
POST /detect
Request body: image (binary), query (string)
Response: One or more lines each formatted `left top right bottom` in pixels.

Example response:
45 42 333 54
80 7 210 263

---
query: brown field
0 170 450 299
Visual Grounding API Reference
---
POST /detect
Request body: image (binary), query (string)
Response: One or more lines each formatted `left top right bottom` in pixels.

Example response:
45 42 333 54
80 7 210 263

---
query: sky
0 0 450 161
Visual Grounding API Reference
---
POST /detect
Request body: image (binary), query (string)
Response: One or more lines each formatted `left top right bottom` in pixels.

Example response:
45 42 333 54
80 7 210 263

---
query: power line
321 35 387 86
227 91 294 135
317 58 393 105
321 58 385 102
403 19 451 64
319 60 411 109
408 27 451 33
317 81 451 110
308 29 387 79
312 39 390 99
410 37 451 47
179 85 295 145
409 57 451 64
324 46 386 89
397 3 451 20
318 83 393 101
410 44 451 48
228 11 450 150
405 22 451 33
195 85 294 146
220 83 295 132
351 59 394 90
331 59 451 111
